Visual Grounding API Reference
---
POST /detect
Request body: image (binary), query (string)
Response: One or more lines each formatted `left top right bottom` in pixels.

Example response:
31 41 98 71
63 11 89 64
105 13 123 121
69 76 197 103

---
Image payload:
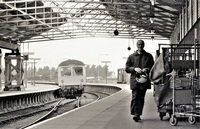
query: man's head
136 40 145 51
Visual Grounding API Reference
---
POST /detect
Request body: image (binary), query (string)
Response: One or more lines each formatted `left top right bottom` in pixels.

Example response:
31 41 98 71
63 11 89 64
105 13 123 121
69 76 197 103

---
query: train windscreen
72 67 83 76
61 67 71 76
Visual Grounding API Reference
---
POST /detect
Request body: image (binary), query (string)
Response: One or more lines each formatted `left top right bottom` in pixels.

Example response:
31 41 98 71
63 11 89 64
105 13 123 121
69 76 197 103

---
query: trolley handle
166 70 176 77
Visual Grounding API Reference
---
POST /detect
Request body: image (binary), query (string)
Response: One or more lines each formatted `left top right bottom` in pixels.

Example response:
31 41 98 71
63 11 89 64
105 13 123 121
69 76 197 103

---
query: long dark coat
125 50 154 90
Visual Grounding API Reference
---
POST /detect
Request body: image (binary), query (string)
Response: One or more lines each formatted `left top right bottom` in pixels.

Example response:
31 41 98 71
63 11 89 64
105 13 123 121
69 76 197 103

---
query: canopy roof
0 0 185 46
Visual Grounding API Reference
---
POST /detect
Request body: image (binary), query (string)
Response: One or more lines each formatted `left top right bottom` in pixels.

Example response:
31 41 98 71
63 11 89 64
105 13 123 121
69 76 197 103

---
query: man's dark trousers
131 89 147 116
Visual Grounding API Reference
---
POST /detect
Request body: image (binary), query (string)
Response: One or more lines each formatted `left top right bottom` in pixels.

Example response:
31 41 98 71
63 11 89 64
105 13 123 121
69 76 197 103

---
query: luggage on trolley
151 43 200 126
169 69 199 126
153 77 172 120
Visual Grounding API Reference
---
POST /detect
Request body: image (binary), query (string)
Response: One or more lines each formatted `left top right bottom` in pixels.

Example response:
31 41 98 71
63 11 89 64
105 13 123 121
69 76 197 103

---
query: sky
2 37 169 76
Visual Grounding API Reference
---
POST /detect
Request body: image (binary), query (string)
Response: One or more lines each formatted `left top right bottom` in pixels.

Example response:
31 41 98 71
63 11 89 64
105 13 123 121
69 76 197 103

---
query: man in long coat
126 40 154 122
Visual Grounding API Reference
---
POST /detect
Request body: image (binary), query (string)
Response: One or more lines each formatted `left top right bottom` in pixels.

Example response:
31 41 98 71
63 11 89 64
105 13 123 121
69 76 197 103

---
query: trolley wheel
188 116 196 125
169 116 178 126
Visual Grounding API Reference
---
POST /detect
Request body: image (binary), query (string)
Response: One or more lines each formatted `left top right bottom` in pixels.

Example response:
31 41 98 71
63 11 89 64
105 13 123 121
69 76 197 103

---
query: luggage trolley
160 43 200 126
169 69 197 126
153 43 200 125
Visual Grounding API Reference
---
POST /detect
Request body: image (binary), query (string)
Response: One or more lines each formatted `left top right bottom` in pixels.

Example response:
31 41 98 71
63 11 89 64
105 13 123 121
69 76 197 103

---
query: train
117 68 130 84
57 59 86 99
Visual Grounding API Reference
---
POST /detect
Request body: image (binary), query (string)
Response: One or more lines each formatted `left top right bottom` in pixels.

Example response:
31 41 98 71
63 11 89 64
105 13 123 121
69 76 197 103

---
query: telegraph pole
101 61 111 84
29 58 40 86
97 54 108 83
22 52 34 88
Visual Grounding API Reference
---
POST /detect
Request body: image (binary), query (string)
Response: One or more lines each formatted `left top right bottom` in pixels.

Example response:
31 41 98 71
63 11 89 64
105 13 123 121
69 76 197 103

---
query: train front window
61 67 71 76
73 67 83 76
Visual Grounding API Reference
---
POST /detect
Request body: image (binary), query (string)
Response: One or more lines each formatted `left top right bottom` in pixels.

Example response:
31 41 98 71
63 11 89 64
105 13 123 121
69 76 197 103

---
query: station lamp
150 17 154 24
114 29 119 36
151 27 155 33
151 36 154 40
150 0 156 5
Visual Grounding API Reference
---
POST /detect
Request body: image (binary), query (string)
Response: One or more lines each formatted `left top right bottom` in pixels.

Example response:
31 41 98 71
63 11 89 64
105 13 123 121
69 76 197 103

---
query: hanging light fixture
114 29 119 36
127 29 132 50
150 17 154 24
127 39 131 50
113 0 119 36
151 27 155 41
150 0 156 6
151 27 155 33
151 36 154 41
149 0 155 24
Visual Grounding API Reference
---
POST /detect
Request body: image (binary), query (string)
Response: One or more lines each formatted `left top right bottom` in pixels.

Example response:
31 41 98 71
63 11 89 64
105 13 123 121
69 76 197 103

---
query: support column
0 50 1 92
25 96 28 107
19 97 22 108
4 52 24 91
0 100 3 112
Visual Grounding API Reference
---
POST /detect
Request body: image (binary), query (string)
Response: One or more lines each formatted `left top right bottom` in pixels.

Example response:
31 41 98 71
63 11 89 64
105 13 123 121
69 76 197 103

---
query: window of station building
72 67 83 76
61 67 71 76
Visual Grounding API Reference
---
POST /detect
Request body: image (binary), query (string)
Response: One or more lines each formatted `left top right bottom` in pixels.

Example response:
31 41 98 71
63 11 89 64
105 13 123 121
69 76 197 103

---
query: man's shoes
133 116 141 122
133 116 139 122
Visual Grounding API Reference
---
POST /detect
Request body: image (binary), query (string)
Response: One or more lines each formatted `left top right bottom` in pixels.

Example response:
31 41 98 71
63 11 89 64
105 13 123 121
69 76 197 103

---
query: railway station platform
0 83 60 114
0 83 60 97
28 84 200 129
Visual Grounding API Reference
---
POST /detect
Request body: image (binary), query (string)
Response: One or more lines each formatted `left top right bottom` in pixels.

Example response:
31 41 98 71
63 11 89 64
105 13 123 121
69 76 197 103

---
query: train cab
58 59 86 86
117 68 130 84
57 59 86 99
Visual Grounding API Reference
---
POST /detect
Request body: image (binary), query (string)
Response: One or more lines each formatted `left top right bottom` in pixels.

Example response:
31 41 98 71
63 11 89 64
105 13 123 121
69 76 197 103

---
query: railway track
20 98 66 129
0 91 107 129
0 99 61 124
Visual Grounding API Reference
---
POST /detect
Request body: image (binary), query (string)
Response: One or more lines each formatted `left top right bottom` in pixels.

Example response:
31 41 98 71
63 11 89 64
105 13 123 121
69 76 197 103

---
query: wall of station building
169 0 200 81
170 19 200 75
171 18 200 45
180 20 200 72
170 0 200 44
170 0 200 71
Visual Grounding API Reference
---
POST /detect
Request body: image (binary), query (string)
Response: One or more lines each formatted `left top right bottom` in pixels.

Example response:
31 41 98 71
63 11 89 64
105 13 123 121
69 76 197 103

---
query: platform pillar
0 49 2 92
0 100 3 112
19 98 22 108
4 52 24 91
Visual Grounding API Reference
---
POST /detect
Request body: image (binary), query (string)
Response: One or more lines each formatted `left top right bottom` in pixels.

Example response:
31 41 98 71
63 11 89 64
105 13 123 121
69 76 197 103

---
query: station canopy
0 0 185 45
